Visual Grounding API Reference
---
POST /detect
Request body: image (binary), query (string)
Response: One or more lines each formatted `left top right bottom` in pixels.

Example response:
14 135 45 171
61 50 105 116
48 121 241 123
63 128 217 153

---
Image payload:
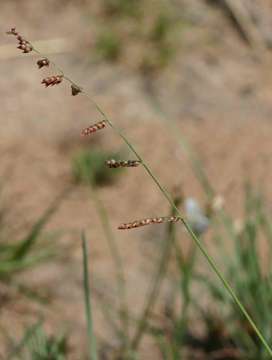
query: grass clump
102 0 140 18
93 0 178 70
95 31 122 62
8 321 68 360
194 185 272 359
0 188 68 281
72 148 123 187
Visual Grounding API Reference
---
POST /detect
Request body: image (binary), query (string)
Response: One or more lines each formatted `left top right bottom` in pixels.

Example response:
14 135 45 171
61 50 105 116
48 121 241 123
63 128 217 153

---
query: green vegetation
0 188 68 281
8 321 68 360
93 0 178 70
4 17 272 359
72 148 123 187
102 0 140 18
95 31 122 62
195 185 272 359
5 141 272 360
82 232 98 360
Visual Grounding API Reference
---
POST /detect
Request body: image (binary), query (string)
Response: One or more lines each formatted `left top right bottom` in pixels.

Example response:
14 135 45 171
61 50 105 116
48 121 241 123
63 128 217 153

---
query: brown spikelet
7 28 33 53
105 159 141 168
118 216 182 230
71 84 82 96
17 44 33 53
41 75 63 87
6 27 18 36
37 58 50 69
81 120 106 136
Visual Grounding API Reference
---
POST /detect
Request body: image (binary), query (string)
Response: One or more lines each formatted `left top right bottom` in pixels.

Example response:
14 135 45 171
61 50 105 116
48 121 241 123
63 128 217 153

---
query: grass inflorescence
6 27 272 359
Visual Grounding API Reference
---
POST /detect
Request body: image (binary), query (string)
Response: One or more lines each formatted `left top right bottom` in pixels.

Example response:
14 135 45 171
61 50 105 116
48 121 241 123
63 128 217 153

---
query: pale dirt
1 0 272 359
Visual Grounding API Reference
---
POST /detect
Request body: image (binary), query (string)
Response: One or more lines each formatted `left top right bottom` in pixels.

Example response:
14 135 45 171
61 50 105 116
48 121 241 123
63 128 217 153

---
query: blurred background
1 0 272 359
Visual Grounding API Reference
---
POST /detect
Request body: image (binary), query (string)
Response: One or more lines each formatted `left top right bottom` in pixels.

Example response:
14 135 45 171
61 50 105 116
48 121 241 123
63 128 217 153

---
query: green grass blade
82 232 97 360
89 187 129 347
6 319 43 360
131 205 177 351
0 251 54 277
12 187 71 260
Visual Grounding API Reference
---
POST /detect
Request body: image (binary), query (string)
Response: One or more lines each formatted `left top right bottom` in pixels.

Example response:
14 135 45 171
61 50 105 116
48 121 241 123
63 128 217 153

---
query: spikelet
7 27 33 53
71 84 82 96
105 159 141 168
37 58 50 69
41 75 63 87
81 120 106 136
17 43 33 53
6 28 18 36
118 216 181 230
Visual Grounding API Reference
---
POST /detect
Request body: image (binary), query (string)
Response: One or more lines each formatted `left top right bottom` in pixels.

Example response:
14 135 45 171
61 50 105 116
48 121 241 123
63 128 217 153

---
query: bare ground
1 0 272 358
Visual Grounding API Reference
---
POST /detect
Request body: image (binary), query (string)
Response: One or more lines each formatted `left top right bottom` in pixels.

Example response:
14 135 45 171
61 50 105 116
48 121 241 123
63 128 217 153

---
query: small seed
37 58 50 69
71 84 82 96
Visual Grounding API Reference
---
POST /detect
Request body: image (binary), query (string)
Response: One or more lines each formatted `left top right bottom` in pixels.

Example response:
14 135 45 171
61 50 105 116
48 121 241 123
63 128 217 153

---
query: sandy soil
1 0 272 358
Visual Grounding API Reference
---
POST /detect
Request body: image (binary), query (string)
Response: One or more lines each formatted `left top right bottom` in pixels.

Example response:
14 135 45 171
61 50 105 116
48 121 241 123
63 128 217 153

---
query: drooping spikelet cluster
37 58 50 69
6 27 33 53
118 216 182 230
81 120 107 136
7 27 183 232
41 75 63 87
105 159 141 168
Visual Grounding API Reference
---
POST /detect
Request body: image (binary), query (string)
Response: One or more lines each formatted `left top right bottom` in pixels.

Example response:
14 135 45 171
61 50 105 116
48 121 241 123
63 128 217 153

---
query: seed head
41 75 63 87
105 159 141 168
118 216 181 230
37 58 50 69
7 28 33 53
81 120 106 136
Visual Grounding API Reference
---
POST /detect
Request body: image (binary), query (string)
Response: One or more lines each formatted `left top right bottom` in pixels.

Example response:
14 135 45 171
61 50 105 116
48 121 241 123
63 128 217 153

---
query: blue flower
185 198 209 236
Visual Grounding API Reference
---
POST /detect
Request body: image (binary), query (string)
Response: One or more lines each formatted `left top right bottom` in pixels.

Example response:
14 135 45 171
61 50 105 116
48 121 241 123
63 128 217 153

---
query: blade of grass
89 187 129 347
174 240 197 348
6 319 43 360
130 203 178 351
11 186 72 260
82 232 97 360
0 251 55 277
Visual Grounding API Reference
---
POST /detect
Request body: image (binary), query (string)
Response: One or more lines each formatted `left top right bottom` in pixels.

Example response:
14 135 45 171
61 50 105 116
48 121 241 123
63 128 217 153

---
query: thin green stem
89 187 129 348
82 232 97 360
175 241 197 349
130 205 177 350
182 220 272 357
23 40 272 357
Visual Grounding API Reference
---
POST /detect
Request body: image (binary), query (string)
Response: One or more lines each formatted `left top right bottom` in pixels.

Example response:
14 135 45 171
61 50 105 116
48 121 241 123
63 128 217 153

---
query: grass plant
5 26 272 359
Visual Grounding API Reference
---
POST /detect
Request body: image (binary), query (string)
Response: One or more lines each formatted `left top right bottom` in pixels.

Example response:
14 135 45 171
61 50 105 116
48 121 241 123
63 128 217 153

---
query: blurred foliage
195 185 272 359
95 31 122 62
72 148 123 187
6 179 272 359
102 0 140 18
129 184 272 359
8 321 68 360
0 188 68 281
26 328 67 360
92 0 180 71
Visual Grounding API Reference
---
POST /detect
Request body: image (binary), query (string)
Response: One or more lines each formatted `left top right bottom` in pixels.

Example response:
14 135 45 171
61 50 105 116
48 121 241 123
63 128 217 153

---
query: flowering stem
20 39 272 357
